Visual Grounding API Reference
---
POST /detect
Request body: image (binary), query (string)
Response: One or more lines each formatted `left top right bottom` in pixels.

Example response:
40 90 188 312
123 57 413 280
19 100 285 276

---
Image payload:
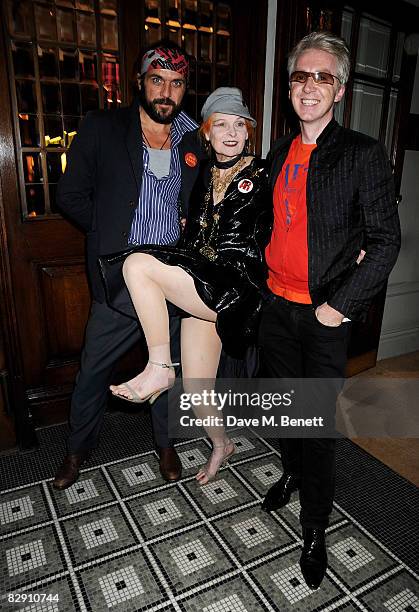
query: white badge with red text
238 178 253 193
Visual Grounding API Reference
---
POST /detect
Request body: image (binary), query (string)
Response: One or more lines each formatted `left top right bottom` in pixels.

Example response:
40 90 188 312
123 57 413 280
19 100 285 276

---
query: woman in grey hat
99 87 272 483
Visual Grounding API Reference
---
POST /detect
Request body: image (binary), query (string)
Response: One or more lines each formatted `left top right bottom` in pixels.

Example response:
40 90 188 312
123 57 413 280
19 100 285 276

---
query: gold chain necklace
196 174 218 261
212 156 248 197
195 159 249 261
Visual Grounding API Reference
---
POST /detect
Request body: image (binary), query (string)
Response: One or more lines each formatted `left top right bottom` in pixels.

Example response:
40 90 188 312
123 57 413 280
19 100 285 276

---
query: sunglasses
290 71 341 85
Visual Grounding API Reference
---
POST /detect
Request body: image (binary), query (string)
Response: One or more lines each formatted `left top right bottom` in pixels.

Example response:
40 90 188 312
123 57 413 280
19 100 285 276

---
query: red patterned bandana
141 47 189 79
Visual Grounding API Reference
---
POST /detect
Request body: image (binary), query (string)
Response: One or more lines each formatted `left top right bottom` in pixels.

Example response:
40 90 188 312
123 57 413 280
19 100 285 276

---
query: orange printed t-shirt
265 135 316 303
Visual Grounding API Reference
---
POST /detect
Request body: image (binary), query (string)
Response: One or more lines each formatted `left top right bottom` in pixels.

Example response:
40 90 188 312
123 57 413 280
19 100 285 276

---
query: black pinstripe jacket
268 119 401 321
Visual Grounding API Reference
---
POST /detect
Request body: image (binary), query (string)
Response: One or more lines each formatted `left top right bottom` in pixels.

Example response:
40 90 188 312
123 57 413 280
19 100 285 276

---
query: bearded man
53 41 202 489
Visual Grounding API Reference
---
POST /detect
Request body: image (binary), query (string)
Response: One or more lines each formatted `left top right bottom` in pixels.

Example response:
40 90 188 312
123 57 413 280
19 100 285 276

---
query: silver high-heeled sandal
196 439 236 485
110 360 180 404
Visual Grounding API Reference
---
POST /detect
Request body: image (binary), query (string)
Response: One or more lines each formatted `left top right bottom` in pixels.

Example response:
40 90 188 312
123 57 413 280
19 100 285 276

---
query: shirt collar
171 111 198 148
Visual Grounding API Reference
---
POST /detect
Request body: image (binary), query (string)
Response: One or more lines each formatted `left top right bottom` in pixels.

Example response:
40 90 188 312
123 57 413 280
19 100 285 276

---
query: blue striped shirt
129 111 198 246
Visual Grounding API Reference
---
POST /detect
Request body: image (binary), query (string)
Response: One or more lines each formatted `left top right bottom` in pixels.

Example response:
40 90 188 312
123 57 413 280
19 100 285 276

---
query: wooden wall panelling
230 0 269 154
38 262 90 362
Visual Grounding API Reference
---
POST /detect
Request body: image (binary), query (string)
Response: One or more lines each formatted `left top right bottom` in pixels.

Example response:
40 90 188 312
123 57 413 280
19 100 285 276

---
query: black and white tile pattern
0 423 418 611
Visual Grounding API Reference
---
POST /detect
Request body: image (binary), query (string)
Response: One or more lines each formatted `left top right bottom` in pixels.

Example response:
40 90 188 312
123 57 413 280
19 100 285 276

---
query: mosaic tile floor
1 425 418 611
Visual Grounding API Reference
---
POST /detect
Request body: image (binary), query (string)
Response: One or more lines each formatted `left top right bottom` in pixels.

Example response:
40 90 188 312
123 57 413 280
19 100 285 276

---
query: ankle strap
149 360 180 369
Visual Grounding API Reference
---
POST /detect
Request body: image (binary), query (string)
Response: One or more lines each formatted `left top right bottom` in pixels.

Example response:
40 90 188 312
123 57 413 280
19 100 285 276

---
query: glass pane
350 81 383 139
41 83 61 113
12 42 34 77
80 50 97 81
35 4 57 40
340 8 353 47
16 80 37 112
7 0 33 37
19 113 39 146
49 183 58 212
38 47 59 79
63 116 80 145
356 15 391 79
393 32 405 83
102 54 121 109
81 84 99 112
22 152 42 183
55 0 74 7
168 27 181 46
77 11 96 46
187 58 197 94
215 65 229 87
101 15 118 50
183 30 197 58
44 115 64 146
100 0 117 16
216 34 229 64
60 48 79 79
46 152 63 182
197 63 211 94
26 184 45 216
184 0 198 27
49 183 59 213
145 0 160 20
183 93 197 120
199 32 212 61
57 8 76 42
167 0 180 23
385 88 398 155
61 83 81 114
199 0 213 30
76 0 94 10
217 3 230 34
145 23 161 45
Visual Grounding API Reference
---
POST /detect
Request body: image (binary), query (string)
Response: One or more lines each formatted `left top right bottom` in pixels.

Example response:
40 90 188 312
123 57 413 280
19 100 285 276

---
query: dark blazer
268 119 401 321
57 97 204 301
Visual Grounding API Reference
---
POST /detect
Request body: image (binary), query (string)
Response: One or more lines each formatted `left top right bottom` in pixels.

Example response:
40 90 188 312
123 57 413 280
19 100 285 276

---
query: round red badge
238 178 253 193
185 152 198 168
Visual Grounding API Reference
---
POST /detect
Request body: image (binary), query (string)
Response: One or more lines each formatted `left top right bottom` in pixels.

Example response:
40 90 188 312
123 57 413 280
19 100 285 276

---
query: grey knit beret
201 87 256 126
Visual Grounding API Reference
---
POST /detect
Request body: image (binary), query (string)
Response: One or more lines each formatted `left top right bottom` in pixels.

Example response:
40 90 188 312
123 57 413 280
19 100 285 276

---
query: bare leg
181 318 235 484
110 253 217 401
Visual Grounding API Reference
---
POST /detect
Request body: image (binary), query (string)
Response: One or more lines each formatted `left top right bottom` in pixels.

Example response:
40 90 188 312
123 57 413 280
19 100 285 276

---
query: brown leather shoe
52 453 88 490
158 447 182 482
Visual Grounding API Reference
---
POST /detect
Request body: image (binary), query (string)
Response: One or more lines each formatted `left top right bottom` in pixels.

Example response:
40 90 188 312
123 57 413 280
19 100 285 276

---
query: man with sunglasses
259 31 400 589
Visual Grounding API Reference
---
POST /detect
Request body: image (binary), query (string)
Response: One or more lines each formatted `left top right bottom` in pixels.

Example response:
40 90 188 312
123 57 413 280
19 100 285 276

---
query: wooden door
0 0 124 447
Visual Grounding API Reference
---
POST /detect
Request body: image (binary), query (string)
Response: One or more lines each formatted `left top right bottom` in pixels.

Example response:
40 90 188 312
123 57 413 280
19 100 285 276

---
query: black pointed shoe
53 452 88 490
261 473 301 512
158 447 182 482
300 528 327 589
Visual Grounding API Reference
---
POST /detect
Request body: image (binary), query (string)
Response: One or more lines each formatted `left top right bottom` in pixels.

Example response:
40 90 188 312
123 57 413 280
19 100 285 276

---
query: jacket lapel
123 97 143 192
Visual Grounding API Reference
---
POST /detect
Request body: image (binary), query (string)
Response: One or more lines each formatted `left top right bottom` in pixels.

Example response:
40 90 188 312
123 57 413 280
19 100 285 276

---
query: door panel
39 262 90 360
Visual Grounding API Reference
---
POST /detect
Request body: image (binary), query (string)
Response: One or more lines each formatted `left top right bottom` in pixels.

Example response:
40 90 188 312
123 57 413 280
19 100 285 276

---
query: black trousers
67 300 180 453
258 295 350 528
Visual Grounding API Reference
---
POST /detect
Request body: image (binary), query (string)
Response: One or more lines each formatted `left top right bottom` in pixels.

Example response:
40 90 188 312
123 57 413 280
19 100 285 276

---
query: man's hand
180 218 186 231
315 302 344 327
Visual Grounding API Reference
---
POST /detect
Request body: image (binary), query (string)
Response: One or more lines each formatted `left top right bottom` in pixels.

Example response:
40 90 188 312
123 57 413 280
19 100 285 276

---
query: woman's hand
180 218 186 231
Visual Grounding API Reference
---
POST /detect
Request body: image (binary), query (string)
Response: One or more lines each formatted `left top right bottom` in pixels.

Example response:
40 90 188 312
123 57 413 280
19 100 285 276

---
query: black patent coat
99 157 273 357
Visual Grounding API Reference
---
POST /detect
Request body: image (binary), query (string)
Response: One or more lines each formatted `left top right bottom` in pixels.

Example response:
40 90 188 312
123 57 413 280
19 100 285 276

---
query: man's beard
139 88 182 124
